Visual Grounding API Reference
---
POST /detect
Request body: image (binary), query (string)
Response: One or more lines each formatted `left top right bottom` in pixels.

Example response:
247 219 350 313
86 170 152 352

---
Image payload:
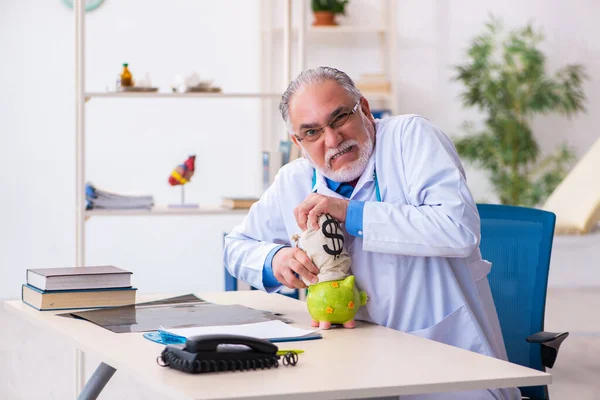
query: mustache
326 140 359 164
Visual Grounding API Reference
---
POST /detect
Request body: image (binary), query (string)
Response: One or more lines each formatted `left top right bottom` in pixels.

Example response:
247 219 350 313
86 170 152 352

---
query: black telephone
157 334 298 373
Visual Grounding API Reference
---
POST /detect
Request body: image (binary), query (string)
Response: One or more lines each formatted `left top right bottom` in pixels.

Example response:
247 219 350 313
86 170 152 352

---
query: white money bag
292 213 352 285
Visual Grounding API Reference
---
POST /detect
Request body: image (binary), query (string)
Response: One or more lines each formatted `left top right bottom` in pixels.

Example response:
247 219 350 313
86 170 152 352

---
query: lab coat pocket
471 259 492 282
408 304 490 357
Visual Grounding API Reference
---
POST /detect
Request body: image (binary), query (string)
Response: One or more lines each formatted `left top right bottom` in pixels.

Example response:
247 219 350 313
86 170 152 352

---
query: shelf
308 25 387 34
86 91 390 102
85 205 249 217
266 26 387 34
85 92 283 99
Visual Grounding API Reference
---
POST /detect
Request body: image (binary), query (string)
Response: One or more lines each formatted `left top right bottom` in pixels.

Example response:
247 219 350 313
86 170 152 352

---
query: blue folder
142 329 322 345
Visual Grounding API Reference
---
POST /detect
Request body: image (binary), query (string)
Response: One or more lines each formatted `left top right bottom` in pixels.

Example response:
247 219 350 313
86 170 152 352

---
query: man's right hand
272 247 319 289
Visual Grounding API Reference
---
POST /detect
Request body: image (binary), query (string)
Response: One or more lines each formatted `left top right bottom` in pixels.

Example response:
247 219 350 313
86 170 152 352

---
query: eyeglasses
294 100 360 143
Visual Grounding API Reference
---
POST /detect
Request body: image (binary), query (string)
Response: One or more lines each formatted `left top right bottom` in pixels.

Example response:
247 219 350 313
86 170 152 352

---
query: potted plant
312 0 349 26
452 16 588 207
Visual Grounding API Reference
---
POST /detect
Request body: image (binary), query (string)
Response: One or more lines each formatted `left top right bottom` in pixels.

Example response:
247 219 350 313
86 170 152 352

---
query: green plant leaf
311 0 349 15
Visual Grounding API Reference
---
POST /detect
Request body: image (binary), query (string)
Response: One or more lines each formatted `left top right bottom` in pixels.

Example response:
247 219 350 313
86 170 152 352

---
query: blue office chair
477 204 569 400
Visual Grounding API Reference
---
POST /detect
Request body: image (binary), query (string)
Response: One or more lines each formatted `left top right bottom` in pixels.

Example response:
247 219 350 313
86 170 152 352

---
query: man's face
288 80 376 182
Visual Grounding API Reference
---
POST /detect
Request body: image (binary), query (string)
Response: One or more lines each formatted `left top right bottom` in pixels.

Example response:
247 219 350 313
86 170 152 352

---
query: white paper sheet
161 320 319 341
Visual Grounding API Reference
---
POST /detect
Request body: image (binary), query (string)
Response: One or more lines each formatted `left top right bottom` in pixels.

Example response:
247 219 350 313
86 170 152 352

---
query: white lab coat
224 115 520 400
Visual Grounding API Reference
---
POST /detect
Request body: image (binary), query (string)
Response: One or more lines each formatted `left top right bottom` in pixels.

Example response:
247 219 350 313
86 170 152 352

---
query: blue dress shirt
262 178 365 288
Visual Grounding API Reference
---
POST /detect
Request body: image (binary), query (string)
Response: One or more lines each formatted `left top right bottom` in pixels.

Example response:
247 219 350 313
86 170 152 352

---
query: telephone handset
157 334 298 373
185 334 278 354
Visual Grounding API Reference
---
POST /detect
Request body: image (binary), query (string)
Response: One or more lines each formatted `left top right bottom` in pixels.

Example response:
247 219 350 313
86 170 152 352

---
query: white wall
0 0 263 299
1 0 600 300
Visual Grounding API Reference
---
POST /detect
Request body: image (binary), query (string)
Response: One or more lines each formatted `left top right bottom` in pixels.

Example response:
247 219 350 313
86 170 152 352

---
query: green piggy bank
306 275 368 329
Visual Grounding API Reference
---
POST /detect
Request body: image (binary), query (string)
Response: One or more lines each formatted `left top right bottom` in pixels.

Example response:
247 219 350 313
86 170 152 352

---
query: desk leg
75 349 85 397
77 362 116 400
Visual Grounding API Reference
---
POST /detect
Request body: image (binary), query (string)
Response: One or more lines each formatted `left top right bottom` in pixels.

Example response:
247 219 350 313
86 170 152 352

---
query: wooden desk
5 291 551 399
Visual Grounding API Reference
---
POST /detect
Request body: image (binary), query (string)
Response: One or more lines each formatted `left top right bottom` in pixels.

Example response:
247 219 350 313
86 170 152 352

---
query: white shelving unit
74 8 290 272
73 2 288 396
74 0 399 260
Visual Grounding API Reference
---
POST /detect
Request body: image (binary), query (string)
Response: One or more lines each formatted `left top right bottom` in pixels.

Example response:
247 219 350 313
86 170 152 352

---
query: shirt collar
324 177 343 192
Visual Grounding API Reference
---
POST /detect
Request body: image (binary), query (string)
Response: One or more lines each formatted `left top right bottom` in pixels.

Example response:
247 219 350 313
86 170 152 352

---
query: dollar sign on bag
322 214 344 258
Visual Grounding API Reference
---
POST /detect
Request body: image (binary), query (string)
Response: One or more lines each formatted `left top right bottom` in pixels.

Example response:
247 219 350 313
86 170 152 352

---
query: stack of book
21 266 137 311
85 182 154 210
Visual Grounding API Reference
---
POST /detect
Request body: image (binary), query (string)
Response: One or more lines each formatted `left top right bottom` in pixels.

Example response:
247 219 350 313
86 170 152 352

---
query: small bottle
120 63 133 87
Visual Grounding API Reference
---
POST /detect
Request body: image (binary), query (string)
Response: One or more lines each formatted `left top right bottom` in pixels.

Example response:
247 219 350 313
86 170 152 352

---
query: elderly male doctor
224 67 519 400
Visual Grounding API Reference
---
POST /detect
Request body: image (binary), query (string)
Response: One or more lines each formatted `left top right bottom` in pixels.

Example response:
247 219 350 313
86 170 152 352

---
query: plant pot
312 11 337 26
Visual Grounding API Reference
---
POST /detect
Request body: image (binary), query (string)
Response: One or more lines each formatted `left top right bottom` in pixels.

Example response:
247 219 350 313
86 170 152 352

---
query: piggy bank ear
361 291 369 306
341 275 355 290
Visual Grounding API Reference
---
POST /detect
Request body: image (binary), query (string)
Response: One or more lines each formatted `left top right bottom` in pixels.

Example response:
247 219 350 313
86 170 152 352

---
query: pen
277 349 305 355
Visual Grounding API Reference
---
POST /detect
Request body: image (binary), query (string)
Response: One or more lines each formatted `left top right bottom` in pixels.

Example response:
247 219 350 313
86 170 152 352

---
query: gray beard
303 131 374 183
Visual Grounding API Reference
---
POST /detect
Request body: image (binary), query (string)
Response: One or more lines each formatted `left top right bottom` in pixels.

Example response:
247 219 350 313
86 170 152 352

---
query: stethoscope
312 169 381 202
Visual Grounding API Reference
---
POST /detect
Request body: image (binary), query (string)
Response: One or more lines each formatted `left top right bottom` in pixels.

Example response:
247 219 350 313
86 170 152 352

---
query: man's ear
360 96 375 124
291 133 300 147
290 134 304 156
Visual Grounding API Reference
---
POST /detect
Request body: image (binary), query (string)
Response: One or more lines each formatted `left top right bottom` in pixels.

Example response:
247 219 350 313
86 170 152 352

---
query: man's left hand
294 193 349 231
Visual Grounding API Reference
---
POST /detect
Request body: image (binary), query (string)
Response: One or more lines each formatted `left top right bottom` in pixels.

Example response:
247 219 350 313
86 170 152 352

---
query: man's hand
272 247 320 289
294 193 349 231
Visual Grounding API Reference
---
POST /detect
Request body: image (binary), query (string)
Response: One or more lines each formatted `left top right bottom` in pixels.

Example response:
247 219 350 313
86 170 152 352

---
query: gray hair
278 66 362 134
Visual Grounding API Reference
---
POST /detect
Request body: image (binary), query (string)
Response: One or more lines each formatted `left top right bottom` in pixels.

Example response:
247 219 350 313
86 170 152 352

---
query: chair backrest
477 204 556 400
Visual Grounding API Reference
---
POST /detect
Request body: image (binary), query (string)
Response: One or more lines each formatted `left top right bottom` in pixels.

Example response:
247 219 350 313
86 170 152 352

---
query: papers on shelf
85 182 154 210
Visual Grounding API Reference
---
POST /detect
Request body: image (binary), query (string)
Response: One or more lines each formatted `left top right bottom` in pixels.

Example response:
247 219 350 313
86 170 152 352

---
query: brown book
21 284 137 311
26 266 132 291
221 197 259 209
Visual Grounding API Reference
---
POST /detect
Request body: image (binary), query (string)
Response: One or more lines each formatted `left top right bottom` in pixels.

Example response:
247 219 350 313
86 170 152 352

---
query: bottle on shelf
120 63 133 87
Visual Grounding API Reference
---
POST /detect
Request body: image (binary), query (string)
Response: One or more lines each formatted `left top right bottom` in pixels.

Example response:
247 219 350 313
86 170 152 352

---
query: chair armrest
526 331 569 368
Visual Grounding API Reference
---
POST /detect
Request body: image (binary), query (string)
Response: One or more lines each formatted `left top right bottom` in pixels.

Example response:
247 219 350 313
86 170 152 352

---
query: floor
2 233 600 399
542 288 600 399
